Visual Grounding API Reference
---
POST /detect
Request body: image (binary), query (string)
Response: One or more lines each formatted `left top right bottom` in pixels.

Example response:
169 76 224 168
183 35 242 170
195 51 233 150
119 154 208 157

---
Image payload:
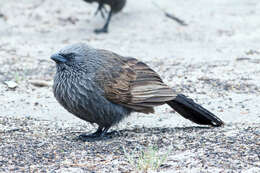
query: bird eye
64 53 75 60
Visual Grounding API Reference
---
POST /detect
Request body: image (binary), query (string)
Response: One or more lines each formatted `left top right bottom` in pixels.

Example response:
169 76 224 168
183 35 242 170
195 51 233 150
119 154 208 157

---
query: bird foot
94 27 108 34
77 130 119 142
77 133 103 142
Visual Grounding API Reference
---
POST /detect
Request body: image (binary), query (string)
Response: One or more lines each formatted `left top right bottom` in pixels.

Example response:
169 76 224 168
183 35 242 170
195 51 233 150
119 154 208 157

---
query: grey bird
51 43 224 140
83 0 126 33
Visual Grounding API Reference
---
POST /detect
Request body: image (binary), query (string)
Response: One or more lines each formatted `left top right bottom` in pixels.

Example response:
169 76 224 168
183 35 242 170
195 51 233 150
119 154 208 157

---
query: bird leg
94 2 107 19
78 126 111 141
94 9 112 33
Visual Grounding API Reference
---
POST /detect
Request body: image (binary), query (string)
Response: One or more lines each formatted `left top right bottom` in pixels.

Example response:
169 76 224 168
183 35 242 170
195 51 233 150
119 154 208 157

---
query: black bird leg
78 126 111 141
94 8 112 33
94 2 107 19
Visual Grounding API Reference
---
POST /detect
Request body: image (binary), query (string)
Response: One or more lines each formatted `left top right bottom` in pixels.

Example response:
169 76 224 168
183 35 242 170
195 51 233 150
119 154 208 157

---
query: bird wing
95 50 176 113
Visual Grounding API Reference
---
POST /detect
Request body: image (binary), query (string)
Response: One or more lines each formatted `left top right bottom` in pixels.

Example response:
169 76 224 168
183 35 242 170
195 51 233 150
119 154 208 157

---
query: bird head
50 43 92 71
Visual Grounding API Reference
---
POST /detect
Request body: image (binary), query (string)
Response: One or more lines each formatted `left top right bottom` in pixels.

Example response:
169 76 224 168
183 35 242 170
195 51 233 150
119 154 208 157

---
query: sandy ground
0 0 260 172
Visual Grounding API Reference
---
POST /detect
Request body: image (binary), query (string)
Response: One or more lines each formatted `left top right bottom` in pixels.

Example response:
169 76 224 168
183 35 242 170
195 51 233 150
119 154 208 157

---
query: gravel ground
0 116 259 172
0 0 260 172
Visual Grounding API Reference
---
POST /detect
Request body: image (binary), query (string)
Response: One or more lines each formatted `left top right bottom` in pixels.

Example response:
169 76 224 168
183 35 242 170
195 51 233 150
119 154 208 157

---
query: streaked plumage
51 43 224 140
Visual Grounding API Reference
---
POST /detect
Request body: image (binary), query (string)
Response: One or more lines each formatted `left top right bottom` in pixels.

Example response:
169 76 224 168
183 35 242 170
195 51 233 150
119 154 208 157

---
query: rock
4 81 18 89
29 80 53 87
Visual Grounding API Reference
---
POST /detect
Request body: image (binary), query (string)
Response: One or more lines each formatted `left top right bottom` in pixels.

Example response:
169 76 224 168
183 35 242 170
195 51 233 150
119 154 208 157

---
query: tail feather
167 94 224 127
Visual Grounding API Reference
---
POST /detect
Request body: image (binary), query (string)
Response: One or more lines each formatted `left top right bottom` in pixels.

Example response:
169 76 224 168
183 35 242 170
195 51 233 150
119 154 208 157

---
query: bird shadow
72 126 214 142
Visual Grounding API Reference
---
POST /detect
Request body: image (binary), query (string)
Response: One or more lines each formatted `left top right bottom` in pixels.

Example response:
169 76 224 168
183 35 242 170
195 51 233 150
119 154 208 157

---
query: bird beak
50 53 67 63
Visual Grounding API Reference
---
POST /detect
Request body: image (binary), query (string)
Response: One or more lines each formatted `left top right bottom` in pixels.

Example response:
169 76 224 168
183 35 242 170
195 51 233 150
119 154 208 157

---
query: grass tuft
123 145 171 172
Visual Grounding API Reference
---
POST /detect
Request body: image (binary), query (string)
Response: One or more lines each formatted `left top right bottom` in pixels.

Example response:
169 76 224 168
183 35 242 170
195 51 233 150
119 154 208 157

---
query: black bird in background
83 0 126 33
51 43 224 140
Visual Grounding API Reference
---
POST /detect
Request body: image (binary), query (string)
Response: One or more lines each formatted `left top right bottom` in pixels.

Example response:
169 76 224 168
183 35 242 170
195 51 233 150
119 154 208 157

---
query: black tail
167 94 224 127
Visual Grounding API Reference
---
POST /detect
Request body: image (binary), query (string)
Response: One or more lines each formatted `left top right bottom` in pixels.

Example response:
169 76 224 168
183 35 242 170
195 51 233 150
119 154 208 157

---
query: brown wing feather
95 50 176 114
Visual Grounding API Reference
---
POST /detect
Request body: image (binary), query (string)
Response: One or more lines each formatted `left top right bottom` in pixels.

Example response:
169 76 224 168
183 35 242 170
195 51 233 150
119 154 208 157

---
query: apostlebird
51 43 224 140
83 0 126 33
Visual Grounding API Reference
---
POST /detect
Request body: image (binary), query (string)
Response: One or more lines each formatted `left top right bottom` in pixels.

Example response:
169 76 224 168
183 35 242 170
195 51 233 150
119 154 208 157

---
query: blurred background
0 0 260 127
